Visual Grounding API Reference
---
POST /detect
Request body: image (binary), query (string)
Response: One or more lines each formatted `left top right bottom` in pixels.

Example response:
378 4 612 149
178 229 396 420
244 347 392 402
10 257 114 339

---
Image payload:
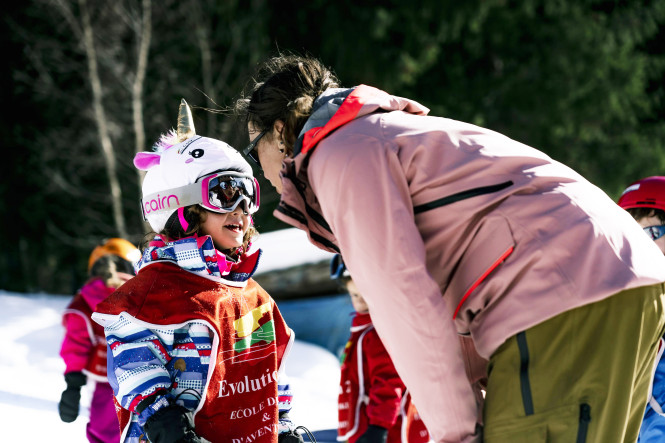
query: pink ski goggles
141 171 260 221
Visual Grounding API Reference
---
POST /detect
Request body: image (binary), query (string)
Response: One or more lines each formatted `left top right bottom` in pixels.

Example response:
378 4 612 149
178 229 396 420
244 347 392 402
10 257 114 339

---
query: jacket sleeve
459 336 488 425
641 406 665 442
104 319 174 425
363 330 405 430
642 346 665 441
60 312 93 374
309 134 480 442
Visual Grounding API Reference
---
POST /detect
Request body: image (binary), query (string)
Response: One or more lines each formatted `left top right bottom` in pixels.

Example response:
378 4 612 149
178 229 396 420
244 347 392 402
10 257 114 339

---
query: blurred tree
2 0 664 293
407 0 665 198
5 0 274 293
7 0 153 291
267 0 665 196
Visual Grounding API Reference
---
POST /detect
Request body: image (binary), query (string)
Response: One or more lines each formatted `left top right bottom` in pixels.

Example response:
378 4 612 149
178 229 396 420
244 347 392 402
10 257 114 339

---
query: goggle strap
178 207 190 231
142 182 202 215
254 177 261 208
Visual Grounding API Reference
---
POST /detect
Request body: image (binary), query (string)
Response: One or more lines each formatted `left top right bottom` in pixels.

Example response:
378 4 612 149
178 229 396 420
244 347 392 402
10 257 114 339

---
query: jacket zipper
414 181 514 214
283 162 334 234
516 331 534 416
276 203 340 253
452 246 514 319
576 403 591 443
276 201 308 225
279 160 340 253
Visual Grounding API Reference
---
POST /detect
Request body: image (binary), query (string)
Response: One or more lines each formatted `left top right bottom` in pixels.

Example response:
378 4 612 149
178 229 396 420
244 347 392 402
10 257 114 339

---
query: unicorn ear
134 152 161 170
177 98 196 143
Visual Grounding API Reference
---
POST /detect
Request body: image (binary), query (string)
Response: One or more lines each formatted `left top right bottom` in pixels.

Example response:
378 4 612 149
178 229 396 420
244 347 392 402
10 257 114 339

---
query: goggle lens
205 174 258 213
644 225 665 241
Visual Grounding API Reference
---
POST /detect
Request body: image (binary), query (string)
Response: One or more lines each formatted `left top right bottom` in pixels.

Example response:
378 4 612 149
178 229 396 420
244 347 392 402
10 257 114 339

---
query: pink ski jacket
60 278 116 380
273 85 665 442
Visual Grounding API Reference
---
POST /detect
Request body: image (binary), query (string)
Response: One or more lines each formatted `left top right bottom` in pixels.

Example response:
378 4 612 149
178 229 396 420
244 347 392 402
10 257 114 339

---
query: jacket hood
273 85 429 253
293 85 429 160
79 278 116 310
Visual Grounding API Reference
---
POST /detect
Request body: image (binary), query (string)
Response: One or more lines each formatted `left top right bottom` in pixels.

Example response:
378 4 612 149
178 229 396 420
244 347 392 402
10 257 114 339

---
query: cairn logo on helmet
143 194 180 214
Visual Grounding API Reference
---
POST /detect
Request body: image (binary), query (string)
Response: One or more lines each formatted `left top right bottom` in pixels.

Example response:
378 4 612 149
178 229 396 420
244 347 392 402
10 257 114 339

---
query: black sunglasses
242 129 268 168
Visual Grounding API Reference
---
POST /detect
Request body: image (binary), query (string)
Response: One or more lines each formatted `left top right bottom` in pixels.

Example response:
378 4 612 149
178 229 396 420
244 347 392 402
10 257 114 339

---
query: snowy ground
0 291 341 442
250 228 336 274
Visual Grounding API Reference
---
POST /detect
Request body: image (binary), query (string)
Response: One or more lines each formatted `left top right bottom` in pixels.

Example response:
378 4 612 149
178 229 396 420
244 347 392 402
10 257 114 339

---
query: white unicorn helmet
135 99 259 233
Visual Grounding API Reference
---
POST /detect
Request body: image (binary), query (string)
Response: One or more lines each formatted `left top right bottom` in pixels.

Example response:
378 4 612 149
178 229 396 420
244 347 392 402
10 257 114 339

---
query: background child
331 254 429 443
92 100 300 443
59 237 141 443
618 176 665 442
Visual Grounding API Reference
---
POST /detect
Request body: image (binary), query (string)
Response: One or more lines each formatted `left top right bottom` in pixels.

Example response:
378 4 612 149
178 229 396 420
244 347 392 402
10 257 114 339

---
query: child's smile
224 221 243 234
201 210 249 251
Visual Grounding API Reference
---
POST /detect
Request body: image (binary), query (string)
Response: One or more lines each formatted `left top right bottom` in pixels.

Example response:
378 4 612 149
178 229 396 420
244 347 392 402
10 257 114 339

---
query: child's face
346 280 369 313
200 208 250 251
638 215 665 255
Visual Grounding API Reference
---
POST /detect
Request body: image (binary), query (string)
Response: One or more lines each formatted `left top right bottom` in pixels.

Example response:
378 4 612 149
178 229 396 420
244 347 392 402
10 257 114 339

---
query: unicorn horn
176 98 196 142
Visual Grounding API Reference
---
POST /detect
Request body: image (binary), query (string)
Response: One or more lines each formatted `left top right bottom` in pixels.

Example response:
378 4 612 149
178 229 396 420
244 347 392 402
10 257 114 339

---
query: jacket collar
293 85 378 159
292 84 429 161
137 234 261 283
79 278 115 310
351 311 372 328
274 85 429 253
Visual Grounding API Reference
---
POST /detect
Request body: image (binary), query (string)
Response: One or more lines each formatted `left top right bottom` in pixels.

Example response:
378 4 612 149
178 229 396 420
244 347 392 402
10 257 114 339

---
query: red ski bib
96 262 293 443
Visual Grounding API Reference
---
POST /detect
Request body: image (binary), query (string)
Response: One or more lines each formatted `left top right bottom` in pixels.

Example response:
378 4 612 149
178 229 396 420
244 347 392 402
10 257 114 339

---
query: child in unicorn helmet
92 100 300 443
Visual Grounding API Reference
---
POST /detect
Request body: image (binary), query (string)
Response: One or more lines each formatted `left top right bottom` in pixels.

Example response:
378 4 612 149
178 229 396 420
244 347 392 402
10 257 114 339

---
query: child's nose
231 203 248 215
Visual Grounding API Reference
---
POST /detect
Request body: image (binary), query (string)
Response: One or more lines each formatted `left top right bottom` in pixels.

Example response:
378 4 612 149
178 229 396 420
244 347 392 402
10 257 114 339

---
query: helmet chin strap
177 207 189 231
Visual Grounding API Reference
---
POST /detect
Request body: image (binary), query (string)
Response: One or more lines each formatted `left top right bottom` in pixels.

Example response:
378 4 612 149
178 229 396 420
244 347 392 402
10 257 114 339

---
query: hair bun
292 96 314 114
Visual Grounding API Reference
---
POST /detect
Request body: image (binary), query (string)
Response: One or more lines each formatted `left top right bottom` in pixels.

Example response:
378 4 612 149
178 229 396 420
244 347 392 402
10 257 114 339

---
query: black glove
355 425 388 443
58 371 87 423
278 411 304 443
143 404 211 443
278 429 305 443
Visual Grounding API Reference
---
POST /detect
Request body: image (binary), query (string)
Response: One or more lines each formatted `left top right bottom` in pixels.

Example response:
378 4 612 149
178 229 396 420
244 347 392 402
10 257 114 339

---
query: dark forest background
2 0 664 294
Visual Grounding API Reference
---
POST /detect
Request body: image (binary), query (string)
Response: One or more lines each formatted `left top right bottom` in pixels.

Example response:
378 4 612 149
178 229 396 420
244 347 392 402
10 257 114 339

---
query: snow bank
0 291 340 441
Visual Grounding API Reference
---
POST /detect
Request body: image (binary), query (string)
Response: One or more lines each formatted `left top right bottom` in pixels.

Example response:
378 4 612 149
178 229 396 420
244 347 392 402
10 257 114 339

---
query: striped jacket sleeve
103 314 176 425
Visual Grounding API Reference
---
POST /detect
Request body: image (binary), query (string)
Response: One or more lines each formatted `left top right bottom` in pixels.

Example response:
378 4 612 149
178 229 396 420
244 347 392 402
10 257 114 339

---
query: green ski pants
483 283 665 443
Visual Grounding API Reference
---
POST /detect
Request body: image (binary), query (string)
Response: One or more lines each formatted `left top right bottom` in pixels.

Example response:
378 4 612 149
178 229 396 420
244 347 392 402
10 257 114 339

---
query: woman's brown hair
235 54 340 155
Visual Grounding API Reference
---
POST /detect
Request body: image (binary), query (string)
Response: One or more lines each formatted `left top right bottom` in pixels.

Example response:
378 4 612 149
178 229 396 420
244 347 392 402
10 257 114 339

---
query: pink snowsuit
60 278 122 443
